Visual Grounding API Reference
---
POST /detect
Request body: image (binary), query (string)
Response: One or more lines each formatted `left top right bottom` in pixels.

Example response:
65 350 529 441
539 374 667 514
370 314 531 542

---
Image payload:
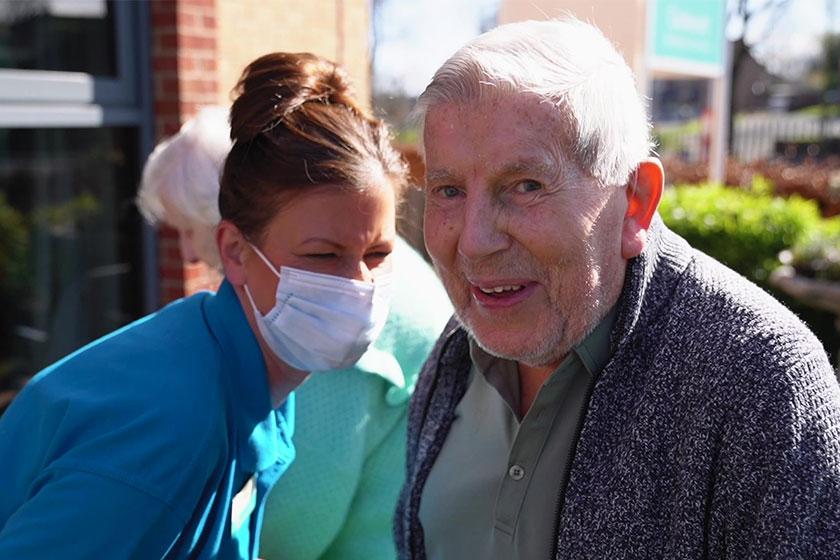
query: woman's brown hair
219 52 407 241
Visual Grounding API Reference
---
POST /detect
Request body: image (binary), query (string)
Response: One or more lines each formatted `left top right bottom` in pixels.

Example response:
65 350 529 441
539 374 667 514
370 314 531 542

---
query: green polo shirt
419 308 617 560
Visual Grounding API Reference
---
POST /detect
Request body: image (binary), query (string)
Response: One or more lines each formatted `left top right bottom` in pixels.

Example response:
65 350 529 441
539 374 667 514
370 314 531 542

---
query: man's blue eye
515 180 542 193
438 186 461 198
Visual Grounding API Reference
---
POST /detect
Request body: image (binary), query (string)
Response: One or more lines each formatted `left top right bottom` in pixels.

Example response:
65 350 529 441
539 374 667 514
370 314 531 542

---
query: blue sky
373 0 499 96
745 0 840 77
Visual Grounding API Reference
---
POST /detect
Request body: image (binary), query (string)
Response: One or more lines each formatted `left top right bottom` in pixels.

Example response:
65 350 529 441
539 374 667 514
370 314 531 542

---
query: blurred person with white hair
137 105 230 270
395 17 840 559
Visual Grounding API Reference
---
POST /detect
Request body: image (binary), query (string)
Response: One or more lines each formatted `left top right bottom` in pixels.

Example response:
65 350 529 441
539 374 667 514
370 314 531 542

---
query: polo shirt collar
203 280 295 472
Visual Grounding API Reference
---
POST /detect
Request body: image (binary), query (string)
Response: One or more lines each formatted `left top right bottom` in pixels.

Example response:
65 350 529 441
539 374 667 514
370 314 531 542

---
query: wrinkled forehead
421 94 582 183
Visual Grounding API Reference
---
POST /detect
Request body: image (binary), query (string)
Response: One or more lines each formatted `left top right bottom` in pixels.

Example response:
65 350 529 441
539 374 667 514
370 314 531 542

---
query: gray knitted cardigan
395 218 840 559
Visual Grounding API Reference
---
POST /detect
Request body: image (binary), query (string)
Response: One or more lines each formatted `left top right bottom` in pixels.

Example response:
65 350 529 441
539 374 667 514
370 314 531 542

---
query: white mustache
454 258 542 283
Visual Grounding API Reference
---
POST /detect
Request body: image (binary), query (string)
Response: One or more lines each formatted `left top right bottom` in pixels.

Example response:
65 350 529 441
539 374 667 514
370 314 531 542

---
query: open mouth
478 284 525 296
470 281 537 308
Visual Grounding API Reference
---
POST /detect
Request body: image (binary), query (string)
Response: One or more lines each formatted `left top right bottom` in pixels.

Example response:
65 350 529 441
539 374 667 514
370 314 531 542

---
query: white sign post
648 0 728 183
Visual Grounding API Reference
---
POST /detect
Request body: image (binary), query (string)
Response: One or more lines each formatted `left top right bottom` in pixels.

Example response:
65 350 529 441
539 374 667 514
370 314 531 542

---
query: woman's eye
514 180 543 194
306 253 338 259
366 251 391 260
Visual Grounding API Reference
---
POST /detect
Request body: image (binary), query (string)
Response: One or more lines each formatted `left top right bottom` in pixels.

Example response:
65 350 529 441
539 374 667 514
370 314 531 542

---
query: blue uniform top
0 280 295 559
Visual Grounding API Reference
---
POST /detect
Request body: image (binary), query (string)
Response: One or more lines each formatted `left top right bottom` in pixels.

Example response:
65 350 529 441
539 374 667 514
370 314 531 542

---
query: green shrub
659 182 840 360
658 182 822 283
786 218 840 282
0 193 28 293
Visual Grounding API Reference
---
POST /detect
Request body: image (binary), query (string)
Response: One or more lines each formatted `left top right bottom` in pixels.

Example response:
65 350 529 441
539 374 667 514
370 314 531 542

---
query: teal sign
650 0 725 75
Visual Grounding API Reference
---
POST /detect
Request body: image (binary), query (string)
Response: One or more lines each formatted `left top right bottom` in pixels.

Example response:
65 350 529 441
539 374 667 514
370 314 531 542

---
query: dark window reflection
0 0 116 75
0 127 143 411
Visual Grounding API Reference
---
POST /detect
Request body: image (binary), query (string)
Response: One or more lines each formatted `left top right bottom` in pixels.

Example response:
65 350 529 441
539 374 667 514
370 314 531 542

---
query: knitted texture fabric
395 217 840 559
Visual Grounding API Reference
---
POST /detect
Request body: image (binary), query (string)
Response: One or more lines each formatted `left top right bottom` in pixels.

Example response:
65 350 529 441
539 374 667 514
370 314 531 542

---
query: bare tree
727 0 791 153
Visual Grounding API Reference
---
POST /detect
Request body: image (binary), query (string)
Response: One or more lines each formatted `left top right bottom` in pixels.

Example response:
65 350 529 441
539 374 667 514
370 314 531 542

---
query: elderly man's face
423 95 630 367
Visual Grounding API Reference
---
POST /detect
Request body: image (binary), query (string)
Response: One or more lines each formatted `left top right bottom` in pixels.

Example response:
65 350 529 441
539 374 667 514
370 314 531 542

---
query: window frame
0 0 157 312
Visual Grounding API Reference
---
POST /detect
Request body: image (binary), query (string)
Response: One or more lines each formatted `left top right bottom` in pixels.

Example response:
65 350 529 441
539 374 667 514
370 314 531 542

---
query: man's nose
457 191 509 261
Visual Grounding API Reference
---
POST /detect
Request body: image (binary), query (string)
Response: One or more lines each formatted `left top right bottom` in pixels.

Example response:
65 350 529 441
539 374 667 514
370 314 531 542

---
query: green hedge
786 219 840 283
658 181 840 358
658 181 822 283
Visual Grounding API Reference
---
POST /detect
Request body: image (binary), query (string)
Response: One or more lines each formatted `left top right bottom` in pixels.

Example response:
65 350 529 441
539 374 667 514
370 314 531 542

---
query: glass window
0 0 116 76
0 127 143 409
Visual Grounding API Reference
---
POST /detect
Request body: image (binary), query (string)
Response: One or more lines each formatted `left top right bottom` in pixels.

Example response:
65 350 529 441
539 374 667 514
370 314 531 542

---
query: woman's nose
348 260 374 283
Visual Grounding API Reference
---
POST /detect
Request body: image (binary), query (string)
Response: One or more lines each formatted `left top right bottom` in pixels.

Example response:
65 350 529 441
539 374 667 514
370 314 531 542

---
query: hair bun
229 52 366 144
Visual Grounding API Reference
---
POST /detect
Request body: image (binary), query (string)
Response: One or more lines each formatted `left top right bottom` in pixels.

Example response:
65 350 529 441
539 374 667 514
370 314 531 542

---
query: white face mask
243 243 392 372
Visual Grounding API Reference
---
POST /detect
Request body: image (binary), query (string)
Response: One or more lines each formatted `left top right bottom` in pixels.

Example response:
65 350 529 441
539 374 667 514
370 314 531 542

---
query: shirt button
508 464 526 481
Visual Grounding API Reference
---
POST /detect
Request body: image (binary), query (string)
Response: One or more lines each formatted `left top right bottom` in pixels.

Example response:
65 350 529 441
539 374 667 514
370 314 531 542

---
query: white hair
136 106 231 228
415 18 653 187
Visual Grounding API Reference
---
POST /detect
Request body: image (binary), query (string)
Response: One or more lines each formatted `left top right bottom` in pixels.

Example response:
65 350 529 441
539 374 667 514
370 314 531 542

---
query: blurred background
1 0 838 412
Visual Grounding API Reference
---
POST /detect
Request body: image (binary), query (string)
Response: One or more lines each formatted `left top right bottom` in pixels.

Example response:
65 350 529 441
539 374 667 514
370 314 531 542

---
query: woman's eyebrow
299 237 344 249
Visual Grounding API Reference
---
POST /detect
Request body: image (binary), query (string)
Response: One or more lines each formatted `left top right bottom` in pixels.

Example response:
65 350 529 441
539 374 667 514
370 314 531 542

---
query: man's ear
621 158 664 259
217 220 248 286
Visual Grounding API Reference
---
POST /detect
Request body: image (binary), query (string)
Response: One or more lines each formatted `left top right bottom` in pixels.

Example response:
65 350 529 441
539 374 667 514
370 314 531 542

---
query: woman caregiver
0 51 407 559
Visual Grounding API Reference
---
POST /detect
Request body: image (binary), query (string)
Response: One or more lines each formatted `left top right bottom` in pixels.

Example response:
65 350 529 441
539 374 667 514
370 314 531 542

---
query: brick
151 5 177 27
160 265 185 280
179 101 199 114
154 99 181 115
151 70 178 83
176 11 197 28
160 278 183 291
213 0 370 107
153 24 178 35
196 58 217 72
156 32 179 50
181 79 216 94
161 77 180 95
150 1 176 17
160 286 185 305
178 57 196 71
179 34 216 50
161 121 182 136
152 57 179 72
176 12 216 36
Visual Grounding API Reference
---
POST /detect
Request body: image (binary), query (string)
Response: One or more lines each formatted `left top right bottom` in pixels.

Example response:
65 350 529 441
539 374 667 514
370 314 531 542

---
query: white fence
655 113 840 162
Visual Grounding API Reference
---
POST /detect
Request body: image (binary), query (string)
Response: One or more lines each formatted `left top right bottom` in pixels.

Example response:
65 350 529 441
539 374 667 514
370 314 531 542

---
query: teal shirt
0 280 294 559
259 238 453 560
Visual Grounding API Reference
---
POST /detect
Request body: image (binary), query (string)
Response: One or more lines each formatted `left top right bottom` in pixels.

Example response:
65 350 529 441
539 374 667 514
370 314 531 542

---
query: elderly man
395 18 840 559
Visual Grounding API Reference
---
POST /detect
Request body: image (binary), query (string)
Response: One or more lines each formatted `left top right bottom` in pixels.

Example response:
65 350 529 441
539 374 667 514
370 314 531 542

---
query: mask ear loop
248 242 282 278
243 242 282 321
243 283 262 317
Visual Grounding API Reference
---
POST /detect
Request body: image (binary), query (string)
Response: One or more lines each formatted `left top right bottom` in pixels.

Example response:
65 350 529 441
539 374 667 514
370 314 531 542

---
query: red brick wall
215 0 371 108
150 0 221 304
149 0 372 305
